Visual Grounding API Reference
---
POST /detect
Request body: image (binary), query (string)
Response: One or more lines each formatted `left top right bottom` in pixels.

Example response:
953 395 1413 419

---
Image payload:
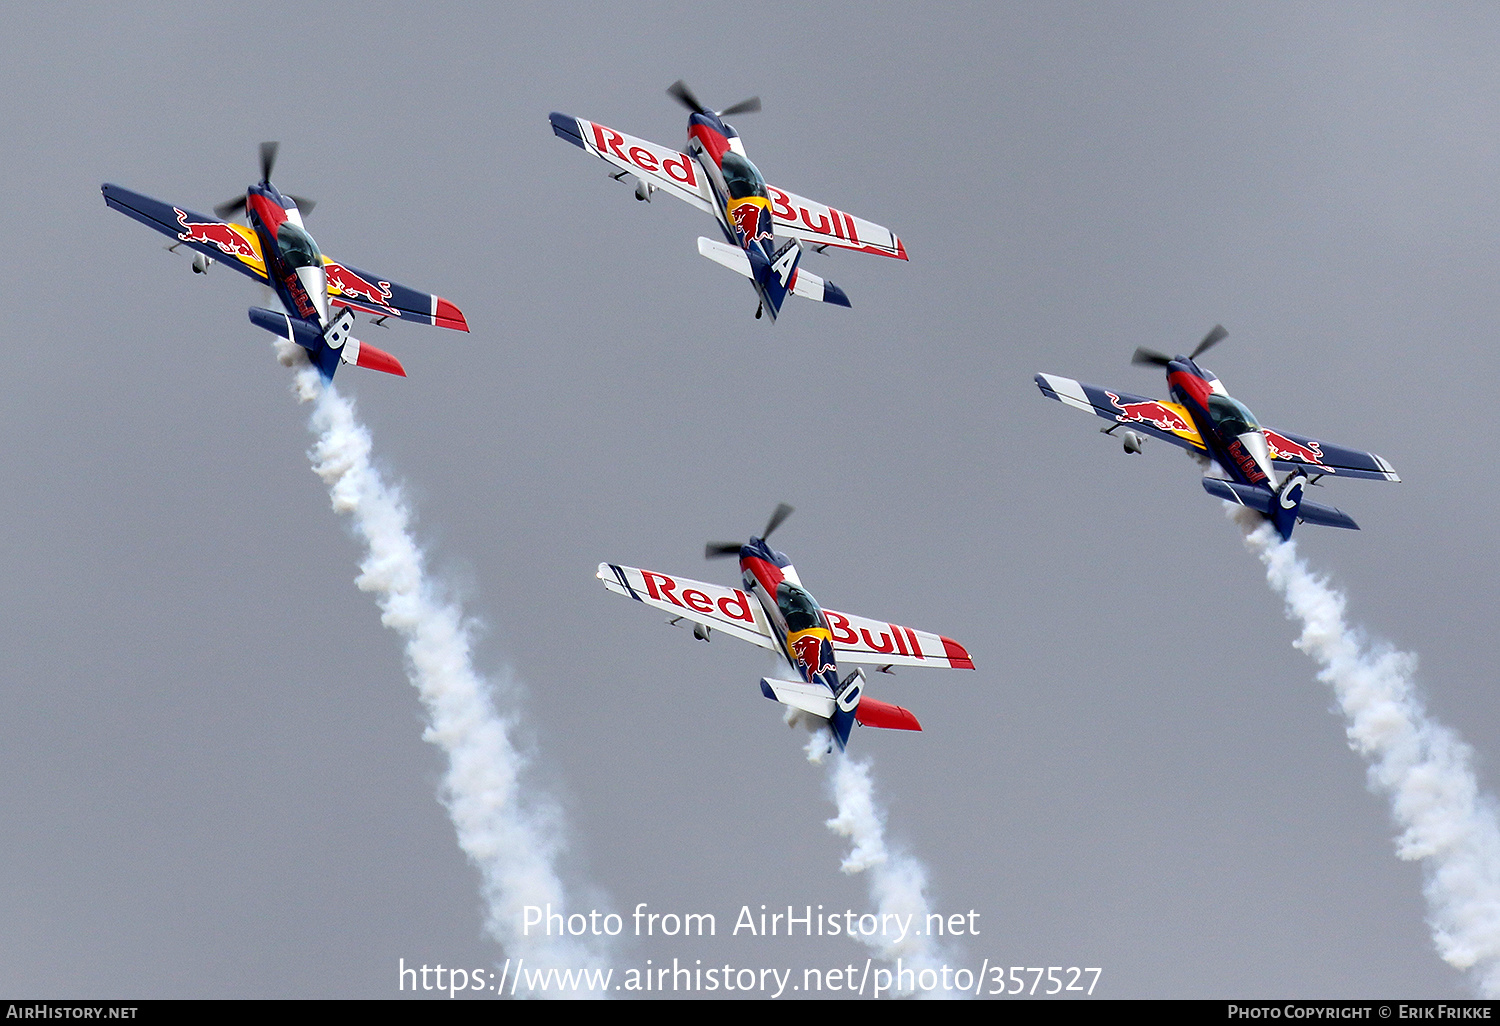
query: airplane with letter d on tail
1036 325 1400 541
598 505 973 751
102 142 469 380
551 81 907 322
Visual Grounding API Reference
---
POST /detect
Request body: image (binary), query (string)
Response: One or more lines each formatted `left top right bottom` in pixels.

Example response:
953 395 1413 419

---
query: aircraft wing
821 608 973 670
551 113 714 214
103 184 468 331
321 258 469 331
1261 427 1400 482
102 183 268 283
597 563 776 651
1035 373 1207 453
765 185 907 260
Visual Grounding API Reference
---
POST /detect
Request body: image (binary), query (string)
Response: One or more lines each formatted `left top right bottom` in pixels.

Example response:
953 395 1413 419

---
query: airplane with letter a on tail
551 80 907 322
102 142 468 380
598 505 973 751
1036 325 1400 541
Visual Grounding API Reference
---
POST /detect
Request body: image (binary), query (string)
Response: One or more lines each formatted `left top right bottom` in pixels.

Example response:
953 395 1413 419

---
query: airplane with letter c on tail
1036 326 1400 540
598 505 973 751
102 142 469 380
551 81 908 322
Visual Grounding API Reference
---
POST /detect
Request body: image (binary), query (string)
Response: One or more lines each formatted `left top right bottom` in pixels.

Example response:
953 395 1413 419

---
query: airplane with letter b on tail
598 505 973 751
551 80 907 322
1036 325 1400 540
102 142 468 380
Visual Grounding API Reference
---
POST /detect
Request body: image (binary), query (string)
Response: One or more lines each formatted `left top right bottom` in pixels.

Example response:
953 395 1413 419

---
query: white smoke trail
1235 508 1500 995
281 345 605 991
805 733 958 997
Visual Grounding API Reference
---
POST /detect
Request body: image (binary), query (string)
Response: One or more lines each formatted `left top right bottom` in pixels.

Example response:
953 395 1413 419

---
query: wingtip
434 297 469 332
941 636 974 670
549 112 586 149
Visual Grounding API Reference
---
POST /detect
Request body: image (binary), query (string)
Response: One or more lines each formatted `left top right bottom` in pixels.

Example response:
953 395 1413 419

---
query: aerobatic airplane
1036 326 1400 540
550 81 907 321
598 505 973 750
102 142 468 380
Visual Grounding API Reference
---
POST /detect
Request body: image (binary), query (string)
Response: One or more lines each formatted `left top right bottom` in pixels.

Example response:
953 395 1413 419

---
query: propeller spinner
1132 324 1227 368
705 503 794 559
213 141 317 220
668 79 761 119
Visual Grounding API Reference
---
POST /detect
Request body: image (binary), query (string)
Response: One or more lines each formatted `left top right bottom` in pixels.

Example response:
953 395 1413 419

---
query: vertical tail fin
828 668 865 750
1272 471 1309 541
759 239 803 320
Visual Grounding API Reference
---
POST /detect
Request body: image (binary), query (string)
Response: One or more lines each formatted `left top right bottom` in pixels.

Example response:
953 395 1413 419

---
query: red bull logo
1226 437 1269 484
325 262 398 316
1264 429 1325 466
790 632 837 680
1107 392 1192 433
282 272 317 320
174 209 257 260
731 200 772 246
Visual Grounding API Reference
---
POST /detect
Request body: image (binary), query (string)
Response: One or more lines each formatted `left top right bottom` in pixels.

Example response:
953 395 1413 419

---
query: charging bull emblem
1264 429 1325 466
325 262 399 317
1107 392 1192 433
174 209 257 260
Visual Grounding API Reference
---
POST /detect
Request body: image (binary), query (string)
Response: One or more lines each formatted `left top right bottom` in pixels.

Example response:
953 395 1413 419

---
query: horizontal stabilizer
854 696 921 732
696 238 851 307
698 236 753 277
247 307 405 379
341 337 406 377
760 677 835 720
1202 477 1359 531
1288 498 1359 531
788 263 849 307
248 306 321 348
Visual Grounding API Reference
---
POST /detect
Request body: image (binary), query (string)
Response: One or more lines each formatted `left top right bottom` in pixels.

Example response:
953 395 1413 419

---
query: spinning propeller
668 80 762 119
705 503 794 559
213 141 317 220
1132 324 1227 368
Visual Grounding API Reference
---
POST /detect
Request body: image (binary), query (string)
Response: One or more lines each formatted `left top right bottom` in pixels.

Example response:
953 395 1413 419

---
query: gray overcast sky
2 1 1497 998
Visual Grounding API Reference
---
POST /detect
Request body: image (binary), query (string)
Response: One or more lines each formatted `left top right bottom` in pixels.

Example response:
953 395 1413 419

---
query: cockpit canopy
720 151 768 201
1207 394 1260 438
276 220 322 270
776 581 824 634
